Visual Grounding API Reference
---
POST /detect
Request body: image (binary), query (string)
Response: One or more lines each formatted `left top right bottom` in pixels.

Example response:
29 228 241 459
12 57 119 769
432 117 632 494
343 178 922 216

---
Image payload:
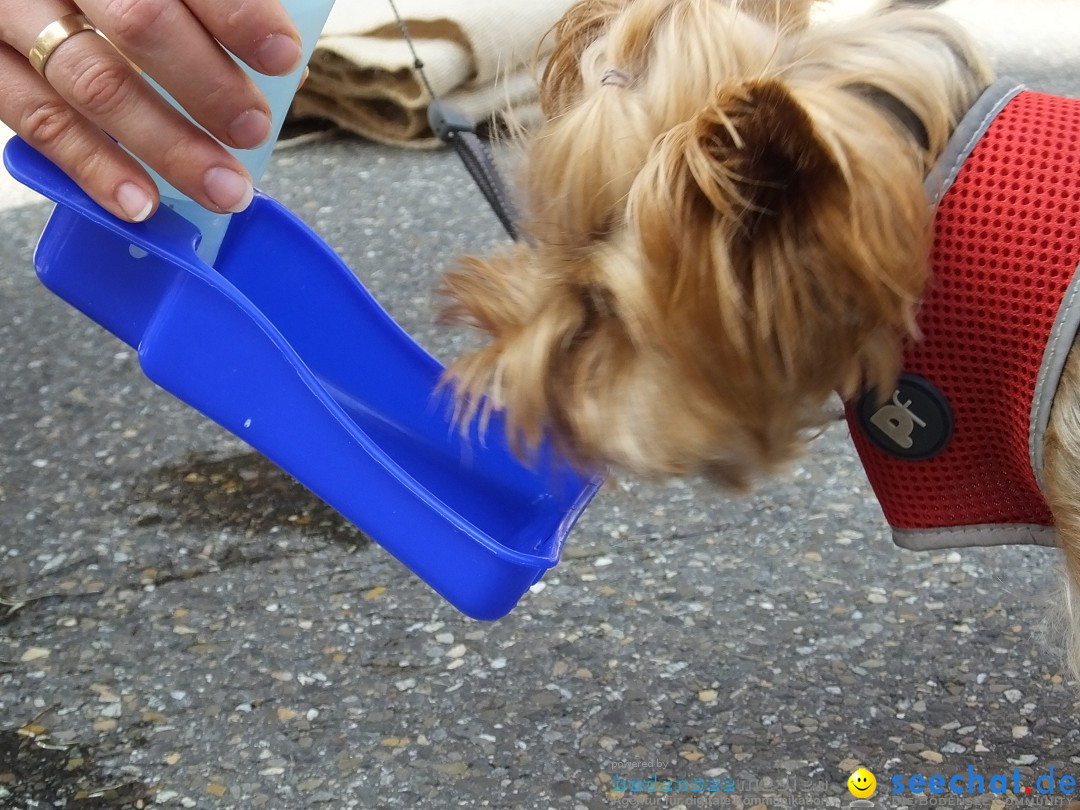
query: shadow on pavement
124 451 370 550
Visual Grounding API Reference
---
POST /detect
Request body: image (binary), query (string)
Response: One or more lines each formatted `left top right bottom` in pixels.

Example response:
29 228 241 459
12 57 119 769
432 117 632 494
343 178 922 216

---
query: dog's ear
631 76 918 406
631 77 851 359
441 246 637 459
440 247 560 448
642 78 844 249
439 247 548 334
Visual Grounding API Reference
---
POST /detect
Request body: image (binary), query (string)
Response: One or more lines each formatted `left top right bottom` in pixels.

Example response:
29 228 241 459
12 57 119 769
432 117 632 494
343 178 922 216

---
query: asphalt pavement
1 2 1079 809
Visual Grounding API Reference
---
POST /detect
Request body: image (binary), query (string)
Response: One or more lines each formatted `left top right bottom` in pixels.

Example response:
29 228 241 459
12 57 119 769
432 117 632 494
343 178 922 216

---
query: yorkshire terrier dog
441 1 1080 672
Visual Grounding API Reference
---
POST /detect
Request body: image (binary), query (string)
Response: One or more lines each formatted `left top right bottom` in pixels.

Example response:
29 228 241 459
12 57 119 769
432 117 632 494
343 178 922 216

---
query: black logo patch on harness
857 373 954 461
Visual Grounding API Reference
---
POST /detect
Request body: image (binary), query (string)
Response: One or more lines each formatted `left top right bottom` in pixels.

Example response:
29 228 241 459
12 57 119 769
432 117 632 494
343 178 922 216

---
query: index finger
182 0 304 77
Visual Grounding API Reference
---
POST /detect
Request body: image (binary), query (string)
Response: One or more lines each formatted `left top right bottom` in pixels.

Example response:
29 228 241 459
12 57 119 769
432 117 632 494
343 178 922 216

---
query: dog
440 0 1080 675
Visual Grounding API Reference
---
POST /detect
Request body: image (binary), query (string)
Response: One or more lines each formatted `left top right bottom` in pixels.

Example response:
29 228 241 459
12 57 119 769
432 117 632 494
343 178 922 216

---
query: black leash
386 0 521 242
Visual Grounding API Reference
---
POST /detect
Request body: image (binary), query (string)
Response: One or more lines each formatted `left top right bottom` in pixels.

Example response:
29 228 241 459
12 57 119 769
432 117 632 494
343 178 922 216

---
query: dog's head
442 0 991 486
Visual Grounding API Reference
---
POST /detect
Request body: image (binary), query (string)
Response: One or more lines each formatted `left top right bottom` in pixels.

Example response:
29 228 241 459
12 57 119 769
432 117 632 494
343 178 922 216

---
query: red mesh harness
846 85 1080 550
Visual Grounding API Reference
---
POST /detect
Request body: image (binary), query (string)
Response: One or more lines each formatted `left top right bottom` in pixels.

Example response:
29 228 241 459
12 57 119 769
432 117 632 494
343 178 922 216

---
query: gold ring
28 14 101 77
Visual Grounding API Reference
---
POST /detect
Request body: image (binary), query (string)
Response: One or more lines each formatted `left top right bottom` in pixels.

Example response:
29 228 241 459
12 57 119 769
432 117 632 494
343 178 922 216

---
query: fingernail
116 182 153 222
256 33 303 75
228 108 272 148
204 167 254 213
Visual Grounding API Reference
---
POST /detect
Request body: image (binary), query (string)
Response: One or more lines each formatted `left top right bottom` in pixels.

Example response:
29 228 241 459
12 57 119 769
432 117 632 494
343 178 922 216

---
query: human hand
0 0 303 222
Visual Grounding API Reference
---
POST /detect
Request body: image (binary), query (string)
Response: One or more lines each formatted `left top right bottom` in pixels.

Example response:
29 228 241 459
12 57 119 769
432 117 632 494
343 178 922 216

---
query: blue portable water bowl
4 137 602 620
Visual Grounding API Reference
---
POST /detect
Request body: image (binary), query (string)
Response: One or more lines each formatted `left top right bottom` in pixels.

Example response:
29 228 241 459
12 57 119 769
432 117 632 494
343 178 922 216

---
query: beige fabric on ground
289 0 577 148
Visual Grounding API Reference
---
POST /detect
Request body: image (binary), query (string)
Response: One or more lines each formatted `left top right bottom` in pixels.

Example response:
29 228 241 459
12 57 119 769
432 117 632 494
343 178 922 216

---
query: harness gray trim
892 524 1058 551
924 78 1025 206
1032 261 1080 491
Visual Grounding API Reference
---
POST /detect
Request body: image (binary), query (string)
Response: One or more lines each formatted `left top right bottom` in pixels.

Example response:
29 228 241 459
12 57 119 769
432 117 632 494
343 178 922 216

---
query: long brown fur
443 0 988 485
443 0 1080 680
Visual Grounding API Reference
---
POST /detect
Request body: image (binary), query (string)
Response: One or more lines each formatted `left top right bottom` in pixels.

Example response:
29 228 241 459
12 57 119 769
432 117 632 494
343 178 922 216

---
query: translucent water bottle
143 0 336 266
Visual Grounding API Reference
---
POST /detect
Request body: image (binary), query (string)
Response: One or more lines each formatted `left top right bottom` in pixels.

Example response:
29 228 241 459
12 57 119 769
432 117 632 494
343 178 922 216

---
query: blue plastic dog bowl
4 137 602 620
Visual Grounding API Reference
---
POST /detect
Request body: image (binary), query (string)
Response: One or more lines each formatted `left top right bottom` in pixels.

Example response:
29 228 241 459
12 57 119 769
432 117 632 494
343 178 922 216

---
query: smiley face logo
848 768 876 799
